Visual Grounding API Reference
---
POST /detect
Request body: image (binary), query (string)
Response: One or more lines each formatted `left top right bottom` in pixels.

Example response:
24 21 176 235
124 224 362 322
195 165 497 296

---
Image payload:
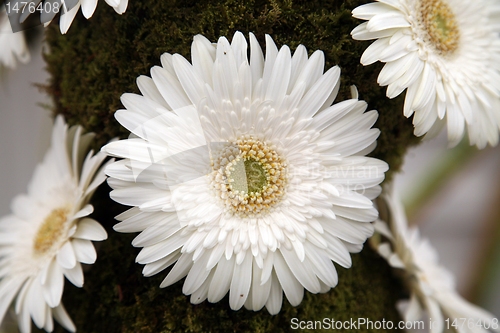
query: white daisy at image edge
374 189 500 333
351 0 500 148
0 7 30 69
0 116 110 333
102 31 389 314
37 0 128 34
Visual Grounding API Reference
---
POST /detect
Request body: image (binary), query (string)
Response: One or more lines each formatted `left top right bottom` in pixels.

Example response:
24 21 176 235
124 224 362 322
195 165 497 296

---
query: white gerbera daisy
351 0 500 148
0 116 110 333
375 190 500 333
0 7 30 69
102 31 389 314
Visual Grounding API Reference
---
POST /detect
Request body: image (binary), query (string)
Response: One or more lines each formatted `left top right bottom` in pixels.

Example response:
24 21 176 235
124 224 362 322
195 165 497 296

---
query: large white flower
102 31 389 314
0 116 110 333
375 189 500 333
0 7 30 69
351 0 500 148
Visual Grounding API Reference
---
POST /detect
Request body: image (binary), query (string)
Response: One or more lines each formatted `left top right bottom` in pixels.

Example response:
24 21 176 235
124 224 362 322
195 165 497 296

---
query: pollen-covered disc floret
102 31 389 314
352 0 500 148
211 136 287 217
374 189 500 333
0 116 110 333
418 0 460 55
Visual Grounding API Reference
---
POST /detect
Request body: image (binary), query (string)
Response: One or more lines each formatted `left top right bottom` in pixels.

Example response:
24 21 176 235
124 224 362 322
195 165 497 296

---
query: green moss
41 0 422 331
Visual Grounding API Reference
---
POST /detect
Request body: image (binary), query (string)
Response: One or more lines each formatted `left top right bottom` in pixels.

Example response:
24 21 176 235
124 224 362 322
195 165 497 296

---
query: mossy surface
41 0 420 332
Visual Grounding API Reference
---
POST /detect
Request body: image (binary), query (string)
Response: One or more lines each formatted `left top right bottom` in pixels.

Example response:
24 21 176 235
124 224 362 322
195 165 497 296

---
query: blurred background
1 30 499 321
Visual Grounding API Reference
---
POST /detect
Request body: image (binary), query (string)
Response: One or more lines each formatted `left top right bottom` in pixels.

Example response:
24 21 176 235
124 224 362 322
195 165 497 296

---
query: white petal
298 66 341 118
366 12 410 31
280 247 321 293
250 262 272 310
265 272 283 315
114 209 164 233
142 251 180 277
136 76 170 108
73 218 108 241
403 293 423 322
446 103 465 147
160 253 193 288
352 2 399 20
73 204 94 219
183 253 211 295
273 251 303 306
304 243 338 287
27 281 47 329
63 263 84 288
59 3 80 34
151 66 192 110
81 0 98 18
351 22 400 40
208 256 234 303
173 54 206 106
136 232 187 264
361 38 390 65
72 239 97 264
42 260 64 308
264 45 291 103
52 303 76 332
229 252 252 310
0 278 25 325
57 241 77 269
249 32 264 89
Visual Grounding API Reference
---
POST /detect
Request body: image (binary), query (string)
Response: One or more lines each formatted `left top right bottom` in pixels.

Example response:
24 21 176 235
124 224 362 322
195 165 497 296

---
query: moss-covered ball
42 0 420 331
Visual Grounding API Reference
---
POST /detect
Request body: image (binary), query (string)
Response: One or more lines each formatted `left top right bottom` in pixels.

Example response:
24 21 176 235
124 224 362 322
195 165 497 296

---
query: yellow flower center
33 208 69 255
211 137 287 217
228 157 268 194
419 0 460 54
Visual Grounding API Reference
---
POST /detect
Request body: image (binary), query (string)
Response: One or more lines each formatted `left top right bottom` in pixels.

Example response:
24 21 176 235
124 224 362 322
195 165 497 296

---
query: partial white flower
351 0 500 148
0 116 111 333
0 7 30 69
374 189 500 333
102 31 389 314
39 0 128 34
